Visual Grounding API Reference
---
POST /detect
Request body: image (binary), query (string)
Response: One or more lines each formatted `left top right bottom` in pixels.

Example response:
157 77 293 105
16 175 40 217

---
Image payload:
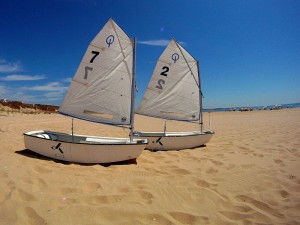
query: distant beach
204 102 300 112
0 108 300 224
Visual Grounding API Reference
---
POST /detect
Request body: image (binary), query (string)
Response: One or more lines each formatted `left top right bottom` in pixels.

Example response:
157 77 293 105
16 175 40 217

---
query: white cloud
62 77 72 83
138 40 170 47
25 82 68 91
0 74 46 81
1 82 67 104
0 60 22 73
138 39 186 47
20 82 68 103
0 87 37 103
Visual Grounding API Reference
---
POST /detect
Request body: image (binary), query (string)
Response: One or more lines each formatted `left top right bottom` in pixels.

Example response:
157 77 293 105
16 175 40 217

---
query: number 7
90 51 99 63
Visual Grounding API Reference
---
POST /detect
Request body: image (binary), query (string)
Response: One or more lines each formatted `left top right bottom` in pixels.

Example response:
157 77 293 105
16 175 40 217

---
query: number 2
160 66 169 76
155 66 169 90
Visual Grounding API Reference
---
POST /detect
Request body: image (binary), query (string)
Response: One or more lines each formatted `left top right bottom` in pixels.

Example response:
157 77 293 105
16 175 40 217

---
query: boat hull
24 130 148 164
133 130 214 151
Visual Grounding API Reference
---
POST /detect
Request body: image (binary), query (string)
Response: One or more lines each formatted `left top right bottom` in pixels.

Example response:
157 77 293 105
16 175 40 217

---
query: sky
0 0 299 109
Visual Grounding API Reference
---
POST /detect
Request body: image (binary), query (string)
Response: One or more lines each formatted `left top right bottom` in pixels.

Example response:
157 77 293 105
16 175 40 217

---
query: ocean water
204 102 300 112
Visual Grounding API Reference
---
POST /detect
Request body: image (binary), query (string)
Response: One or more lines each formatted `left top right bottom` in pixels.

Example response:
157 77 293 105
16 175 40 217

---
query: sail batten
137 39 201 122
59 19 133 126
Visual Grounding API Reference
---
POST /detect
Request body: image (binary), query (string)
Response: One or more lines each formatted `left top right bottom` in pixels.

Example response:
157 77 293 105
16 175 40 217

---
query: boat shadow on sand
15 149 137 167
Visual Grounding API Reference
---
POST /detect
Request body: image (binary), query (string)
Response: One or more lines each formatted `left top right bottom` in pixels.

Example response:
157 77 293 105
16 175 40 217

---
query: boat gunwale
133 130 215 138
23 132 148 146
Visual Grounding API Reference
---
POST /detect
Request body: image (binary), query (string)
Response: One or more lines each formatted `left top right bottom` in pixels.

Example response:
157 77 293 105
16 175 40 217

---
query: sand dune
0 109 300 224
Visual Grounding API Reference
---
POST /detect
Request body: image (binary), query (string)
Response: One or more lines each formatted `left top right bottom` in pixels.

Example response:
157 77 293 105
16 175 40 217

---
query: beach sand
0 108 300 225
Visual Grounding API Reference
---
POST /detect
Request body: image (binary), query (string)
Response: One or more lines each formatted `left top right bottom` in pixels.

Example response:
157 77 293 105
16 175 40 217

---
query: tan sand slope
0 109 300 224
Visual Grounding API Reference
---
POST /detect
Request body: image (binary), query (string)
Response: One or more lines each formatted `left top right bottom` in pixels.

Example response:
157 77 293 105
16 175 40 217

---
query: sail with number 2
137 39 200 122
134 38 214 151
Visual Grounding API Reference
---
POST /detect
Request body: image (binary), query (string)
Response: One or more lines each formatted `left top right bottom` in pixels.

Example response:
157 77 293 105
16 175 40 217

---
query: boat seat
36 133 58 141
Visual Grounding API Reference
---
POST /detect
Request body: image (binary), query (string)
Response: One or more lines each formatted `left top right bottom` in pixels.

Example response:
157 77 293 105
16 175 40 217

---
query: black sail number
156 66 169 90
156 79 165 90
84 50 99 80
160 66 169 76
84 66 93 80
90 51 99 63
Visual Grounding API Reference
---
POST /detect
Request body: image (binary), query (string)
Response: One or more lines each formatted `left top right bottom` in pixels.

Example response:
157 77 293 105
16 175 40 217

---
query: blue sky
0 0 299 108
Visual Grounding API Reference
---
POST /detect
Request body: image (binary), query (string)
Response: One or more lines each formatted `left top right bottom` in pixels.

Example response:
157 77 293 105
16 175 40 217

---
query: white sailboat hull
24 130 148 164
133 130 214 151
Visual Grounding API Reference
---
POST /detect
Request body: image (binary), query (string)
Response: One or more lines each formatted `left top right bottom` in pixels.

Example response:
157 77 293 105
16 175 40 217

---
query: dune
0 108 300 224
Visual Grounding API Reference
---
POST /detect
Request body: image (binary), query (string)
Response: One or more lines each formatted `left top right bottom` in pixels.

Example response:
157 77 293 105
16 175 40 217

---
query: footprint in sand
235 195 284 218
16 189 37 201
234 205 252 213
219 210 248 220
168 211 209 224
82 182 102 193
211 159 224 166
87 195 124 204
17 207 47 225
196 179 218 189
274 159 284 167
172 168 191 175
253 153 264 158
279 189 289 198
137 190 154 204
206 168 219 174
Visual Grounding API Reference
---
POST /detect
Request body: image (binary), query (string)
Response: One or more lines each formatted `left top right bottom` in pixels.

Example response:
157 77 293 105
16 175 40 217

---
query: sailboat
134 39 214 151
23 19 148 163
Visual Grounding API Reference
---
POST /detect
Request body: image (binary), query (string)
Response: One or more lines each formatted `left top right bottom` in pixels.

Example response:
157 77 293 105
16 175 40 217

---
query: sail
137 39 200 121
59 18 134 126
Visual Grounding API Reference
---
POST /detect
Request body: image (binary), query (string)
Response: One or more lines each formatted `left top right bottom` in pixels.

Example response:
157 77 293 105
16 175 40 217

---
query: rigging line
110 20 131 81
111 20 136 138
173 39 200 88
122 126 130 136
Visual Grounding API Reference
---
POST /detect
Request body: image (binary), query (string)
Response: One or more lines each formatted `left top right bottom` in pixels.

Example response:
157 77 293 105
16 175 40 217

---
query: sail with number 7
24 18 148 163
59 19 133 125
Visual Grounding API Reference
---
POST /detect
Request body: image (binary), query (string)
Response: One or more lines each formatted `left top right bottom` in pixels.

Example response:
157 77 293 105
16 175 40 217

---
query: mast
129 38 136 141
197 61 203 132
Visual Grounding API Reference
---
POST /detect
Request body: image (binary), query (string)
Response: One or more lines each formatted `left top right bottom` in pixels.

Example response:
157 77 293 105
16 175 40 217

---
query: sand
0 108 300 225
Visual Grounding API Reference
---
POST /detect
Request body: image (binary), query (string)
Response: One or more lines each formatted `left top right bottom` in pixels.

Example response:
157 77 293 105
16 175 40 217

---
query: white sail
137 39 200 121
59 18 133 125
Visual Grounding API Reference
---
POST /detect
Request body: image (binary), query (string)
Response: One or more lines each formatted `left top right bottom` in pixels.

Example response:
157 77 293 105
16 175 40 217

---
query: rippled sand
0 108 299 224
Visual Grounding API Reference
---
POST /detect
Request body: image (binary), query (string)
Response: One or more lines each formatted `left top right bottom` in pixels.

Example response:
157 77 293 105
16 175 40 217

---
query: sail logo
172 53 179 63
106 35 115 47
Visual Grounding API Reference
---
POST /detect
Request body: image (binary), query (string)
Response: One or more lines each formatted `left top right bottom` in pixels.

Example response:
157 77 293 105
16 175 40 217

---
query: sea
204 102 300 112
